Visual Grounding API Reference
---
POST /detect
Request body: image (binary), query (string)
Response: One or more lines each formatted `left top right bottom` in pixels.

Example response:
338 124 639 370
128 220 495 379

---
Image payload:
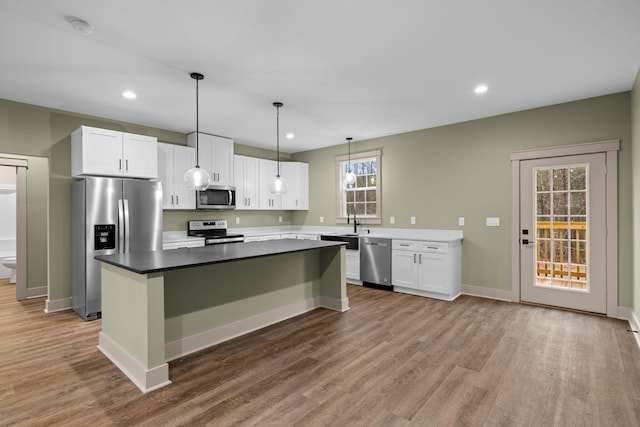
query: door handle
117 199 124 252
413 253 417 263
176 195 179 205
521 239 536 245
171 195 174 205
123 199 130 253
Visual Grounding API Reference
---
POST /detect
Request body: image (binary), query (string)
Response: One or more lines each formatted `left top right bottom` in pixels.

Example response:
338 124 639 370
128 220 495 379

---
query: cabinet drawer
392 240 418 251
418 242 448 254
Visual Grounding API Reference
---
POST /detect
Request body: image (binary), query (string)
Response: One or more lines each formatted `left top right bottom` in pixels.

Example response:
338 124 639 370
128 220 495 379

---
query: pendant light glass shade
344 137 356 186
184 166 210 191
184 72 210 191
270 101 288 194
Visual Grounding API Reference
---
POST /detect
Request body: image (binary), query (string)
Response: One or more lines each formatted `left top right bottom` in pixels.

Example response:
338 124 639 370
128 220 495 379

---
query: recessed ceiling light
122 91 137 99
64 15 93 34
474 85 488 94
285 132 295 139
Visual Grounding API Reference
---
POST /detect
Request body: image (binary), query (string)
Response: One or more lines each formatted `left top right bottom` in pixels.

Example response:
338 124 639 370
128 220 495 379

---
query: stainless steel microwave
196 185 236 210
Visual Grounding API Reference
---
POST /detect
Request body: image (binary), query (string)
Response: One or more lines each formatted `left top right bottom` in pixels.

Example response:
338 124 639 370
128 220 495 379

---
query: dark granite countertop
95 239 346 274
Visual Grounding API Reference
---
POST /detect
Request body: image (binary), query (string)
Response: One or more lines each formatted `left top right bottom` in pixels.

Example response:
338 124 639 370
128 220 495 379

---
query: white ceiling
1 1 639 153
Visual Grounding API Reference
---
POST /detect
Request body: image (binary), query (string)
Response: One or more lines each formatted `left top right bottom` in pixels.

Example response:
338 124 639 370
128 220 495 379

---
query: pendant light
344 137 356 186
269 101 288 194
184 72 210 191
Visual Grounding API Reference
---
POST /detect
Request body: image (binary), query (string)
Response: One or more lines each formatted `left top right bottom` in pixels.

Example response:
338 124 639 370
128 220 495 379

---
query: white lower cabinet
244 234 282 242
162 239 204 250
281 233 319 240
392 240 461 301
346 249 360 281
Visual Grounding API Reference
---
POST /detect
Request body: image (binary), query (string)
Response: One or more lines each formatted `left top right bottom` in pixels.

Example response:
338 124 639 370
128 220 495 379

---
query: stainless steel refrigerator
71 177 163 320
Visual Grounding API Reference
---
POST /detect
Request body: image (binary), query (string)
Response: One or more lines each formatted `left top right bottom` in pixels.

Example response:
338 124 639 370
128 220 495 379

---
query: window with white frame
335 150 381 224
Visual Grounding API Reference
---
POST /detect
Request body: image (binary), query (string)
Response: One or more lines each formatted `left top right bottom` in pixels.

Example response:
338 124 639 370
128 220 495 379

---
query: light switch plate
320 216 324 223
390 216 395 225
235 217 240 225
278 216 282 223
486 217 500 227
411 216 416 225
458 217 465 226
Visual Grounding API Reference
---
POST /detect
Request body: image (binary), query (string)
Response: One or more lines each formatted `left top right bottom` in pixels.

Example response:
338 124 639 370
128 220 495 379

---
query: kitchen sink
320 234 360 250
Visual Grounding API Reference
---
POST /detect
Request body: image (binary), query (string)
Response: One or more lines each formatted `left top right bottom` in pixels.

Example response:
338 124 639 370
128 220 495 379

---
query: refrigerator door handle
118 199 125 252
123 199 130 253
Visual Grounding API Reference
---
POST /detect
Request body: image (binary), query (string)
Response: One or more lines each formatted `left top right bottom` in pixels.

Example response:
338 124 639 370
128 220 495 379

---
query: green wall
631 69 640 318
0 91 635 307
0 153 48 290
292 92 633 304
0 99 289 301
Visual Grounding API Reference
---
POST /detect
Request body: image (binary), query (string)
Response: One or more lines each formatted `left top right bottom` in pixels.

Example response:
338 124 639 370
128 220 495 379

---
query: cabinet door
72 126 123 177
417 252 449 294
172 145 196 209
258 159 281 209
157 143 174 209
346 249 360 281
234 155 259 210
243 156 259 209
297 162 309 210
392 250 418 289
212 136 234 186
281 162 309 210
234 156 246 209
122 133 157 178
280 162 298 210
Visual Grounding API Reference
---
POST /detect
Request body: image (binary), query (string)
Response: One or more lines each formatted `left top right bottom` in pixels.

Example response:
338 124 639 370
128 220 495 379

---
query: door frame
510 140 619 317
0 156 28 300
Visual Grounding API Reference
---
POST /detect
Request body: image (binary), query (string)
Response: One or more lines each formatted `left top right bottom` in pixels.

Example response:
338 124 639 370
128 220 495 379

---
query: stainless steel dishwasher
360 237 392 289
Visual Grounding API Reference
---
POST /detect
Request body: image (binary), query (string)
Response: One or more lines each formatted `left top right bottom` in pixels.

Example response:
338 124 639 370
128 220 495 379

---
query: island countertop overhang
95 239 346 275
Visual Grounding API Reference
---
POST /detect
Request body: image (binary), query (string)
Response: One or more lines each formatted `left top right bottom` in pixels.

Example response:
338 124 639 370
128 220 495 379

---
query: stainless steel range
187 220 244 245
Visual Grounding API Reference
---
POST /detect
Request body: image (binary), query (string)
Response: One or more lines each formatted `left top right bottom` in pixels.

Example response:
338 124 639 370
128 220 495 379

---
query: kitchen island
95 239 348 393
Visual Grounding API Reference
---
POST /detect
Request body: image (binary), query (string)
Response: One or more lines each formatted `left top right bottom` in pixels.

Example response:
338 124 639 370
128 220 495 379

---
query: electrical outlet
320 216 324 223
390 216 395 225
278 216 282 223
411 216 416 225
235 217 240 225
486 217 500 227
458 217 465 226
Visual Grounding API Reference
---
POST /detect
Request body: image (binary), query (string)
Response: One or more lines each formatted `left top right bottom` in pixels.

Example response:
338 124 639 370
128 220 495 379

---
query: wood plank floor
1 278 640 426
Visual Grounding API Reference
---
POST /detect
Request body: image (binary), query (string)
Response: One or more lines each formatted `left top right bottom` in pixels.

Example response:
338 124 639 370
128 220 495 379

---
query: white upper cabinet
281 162 309 210
234 155 259 210
71 126 157 179
187 132 234 186
258 159 281 210
157 142 196 210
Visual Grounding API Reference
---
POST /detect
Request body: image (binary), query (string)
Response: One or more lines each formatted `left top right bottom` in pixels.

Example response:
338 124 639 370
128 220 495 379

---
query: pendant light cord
273 102 283 177
195 76 200 168
191 72 204 169
347 137 353 173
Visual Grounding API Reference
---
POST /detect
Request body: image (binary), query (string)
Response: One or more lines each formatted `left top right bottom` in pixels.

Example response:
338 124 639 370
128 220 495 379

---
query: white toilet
2 256 16 283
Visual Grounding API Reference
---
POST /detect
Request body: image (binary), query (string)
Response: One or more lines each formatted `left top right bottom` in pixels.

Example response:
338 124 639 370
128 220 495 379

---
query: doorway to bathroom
0 158 28 300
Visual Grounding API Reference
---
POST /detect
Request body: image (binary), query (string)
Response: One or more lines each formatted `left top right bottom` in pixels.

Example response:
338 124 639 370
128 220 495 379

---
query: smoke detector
64 15 93 34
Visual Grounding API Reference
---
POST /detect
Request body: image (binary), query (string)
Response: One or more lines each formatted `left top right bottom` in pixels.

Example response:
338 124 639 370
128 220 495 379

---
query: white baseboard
319 295 350 311
26 286 47 299
44 296 72 313
98 332 171 393
165 295 348 362
617 306 640 350
462 284 514 302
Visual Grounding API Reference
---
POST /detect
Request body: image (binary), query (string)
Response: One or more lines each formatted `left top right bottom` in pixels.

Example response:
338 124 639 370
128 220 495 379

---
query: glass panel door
534 165 588 291
520 153 606 314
